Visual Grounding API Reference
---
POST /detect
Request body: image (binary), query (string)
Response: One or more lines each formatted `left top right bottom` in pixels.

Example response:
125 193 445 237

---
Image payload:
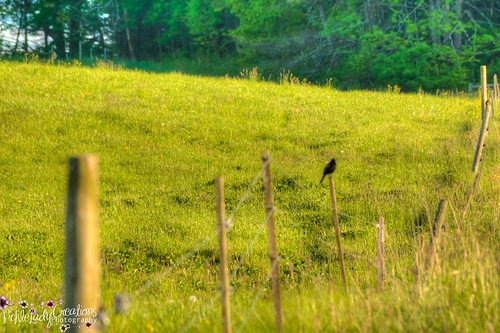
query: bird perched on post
320 159 336 183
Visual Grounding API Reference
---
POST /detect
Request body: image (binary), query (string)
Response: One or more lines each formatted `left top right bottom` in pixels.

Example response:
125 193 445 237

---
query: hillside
0 61 498 332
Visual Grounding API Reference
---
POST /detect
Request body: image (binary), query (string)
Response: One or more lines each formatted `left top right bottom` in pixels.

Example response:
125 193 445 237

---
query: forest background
0 0 499 91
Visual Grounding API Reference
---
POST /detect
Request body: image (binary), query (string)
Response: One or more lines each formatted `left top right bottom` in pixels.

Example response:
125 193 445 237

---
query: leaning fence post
430 199 448 269
215 176 232 333
261 150 283 332
377 216 385 290
64 155 101 332
466 68 494 218
430 199 448 248
329 176 347 292
472 99 492 174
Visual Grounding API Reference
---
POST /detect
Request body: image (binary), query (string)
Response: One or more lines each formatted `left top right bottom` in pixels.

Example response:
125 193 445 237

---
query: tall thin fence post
493 74 499 115
261 151 283 332
329 176 347 292
481 65 488 120
377 216 384 290
495 74 500 99
64 155 100 332
215 176 232 333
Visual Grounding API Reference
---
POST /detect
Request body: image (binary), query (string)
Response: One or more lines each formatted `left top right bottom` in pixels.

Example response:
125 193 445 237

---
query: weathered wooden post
495 74 500 99
472 99 492 174
430 199 448 248
377 216 385 290
261 151 283 332
472 66 491 173
466 68 494 218
329 176 347 292
215 176 232 333
64 155 100 332
493 74 499 115
481 66 488 120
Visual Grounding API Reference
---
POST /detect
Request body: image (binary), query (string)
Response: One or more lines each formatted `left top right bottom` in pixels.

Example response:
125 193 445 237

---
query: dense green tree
186 0 219 54
144 0 189 55
0 0 498 90
227 0 304 39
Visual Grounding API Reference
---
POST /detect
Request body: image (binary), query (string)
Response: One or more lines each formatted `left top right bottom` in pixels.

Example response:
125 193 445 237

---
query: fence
61 151 362 332
55 65 500 332
468 82 495 93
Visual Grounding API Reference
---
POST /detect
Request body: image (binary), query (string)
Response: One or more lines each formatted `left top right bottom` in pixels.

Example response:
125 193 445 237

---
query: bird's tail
320 175 325 184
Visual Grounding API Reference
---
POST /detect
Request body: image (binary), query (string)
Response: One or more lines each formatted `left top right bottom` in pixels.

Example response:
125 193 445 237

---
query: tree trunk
429 0 442 45
43 25 50 53
123 9 137 61
364 0 385 32
53 21 67 59
312 0 334 55
96 8 107 52
69 0 83 58
23 0 28 53
452 0 463 52
109 0 121 57
14 12 21 53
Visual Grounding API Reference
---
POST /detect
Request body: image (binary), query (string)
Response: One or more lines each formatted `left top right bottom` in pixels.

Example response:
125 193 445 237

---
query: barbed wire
177 208 272 333
230 214 268 280
133 229 220 298
123 162 268 322
226 165 266 230
175 173 273 332
122 159 268 299
175 161 274 332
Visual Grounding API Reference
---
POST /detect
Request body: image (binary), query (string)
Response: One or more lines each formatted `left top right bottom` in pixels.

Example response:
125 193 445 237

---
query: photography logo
1 295 97 331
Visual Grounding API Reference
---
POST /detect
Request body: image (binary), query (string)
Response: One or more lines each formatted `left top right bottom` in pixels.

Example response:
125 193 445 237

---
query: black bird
320 159 336 183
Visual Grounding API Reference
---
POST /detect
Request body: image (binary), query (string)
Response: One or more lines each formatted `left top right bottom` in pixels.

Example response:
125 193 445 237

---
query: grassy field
0 60 498 332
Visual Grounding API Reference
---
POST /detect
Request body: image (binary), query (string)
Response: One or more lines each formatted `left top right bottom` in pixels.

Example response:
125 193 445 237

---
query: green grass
0 60 498 332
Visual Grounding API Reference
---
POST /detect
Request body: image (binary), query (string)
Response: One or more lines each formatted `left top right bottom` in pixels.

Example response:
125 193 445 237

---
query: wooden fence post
215 176 232 333
261 151 283 332
466 68 494 218
472 99 492 174
430 199 448 269
377 216 384 290
494 74 499 99
481 66 488 120
430 199 448 248
329 176 347 292
493 74 499 116
64 155 100 332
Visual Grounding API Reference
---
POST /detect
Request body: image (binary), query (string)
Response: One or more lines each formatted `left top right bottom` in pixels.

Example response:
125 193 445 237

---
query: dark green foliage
345 32 468 91
0 0 498 89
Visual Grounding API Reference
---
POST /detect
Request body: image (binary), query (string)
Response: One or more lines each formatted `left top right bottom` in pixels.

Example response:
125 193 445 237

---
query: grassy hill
0 60 498 332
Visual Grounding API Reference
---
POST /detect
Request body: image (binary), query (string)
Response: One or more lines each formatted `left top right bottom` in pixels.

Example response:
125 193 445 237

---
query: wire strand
226 169 263 229
236 258 279 333
133 229 220 297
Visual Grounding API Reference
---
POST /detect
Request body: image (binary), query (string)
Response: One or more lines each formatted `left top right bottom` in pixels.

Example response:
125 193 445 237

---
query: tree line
1 0 499 91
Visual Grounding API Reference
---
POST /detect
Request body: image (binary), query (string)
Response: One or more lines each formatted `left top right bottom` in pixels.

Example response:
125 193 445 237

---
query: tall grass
0 60 498 332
